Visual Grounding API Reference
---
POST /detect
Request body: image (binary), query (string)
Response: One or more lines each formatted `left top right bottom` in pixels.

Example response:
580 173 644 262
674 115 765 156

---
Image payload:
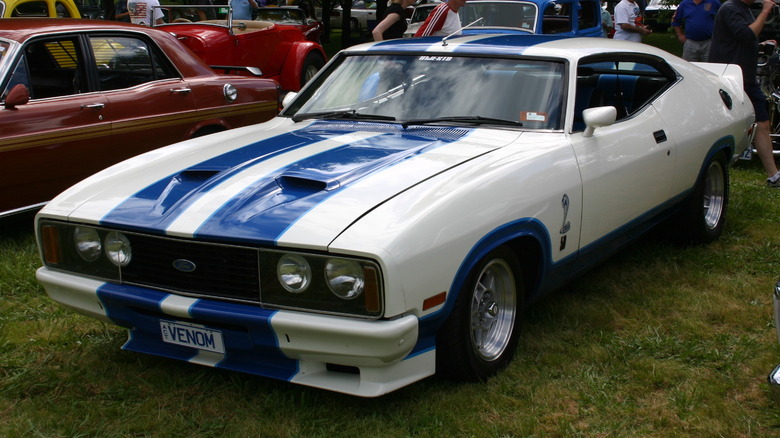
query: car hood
44 119 521 249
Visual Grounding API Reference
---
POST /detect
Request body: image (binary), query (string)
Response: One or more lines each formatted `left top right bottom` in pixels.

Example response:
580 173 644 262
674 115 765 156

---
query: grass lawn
2 30 780 437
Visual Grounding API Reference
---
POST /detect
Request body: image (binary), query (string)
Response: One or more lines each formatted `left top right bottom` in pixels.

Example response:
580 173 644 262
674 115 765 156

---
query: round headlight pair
73 227 132 267
276 255 365 300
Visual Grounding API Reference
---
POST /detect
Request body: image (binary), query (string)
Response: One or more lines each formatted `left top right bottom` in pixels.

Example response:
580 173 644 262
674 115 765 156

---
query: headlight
277 254 311 293
73 226 101 262
104 231 132 267
38 220 121 280
260 250 383 318
325 259 364 300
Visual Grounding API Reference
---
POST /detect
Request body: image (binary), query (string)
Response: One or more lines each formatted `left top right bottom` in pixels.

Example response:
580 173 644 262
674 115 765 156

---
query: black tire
300 53 325 89
350 17 359 32
679 152 729 244
436 246 524 382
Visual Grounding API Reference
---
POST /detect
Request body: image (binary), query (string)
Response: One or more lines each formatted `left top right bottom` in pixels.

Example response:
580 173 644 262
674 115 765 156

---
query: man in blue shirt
671 0 721 61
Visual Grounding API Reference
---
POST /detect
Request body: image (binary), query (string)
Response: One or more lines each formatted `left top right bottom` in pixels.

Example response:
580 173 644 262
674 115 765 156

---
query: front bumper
37 267 432 397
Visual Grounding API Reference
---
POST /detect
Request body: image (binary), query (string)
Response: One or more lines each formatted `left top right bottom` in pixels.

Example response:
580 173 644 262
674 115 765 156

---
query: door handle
170 88 192 94
653 130 667 144
80 103 105 110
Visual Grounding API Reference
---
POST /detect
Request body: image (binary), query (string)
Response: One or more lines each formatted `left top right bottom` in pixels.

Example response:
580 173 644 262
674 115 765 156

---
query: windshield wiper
402 116 523 129
292 110 396 122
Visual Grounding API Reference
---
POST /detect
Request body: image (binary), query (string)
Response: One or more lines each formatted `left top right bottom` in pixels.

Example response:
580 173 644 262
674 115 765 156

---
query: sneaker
768 171 780 188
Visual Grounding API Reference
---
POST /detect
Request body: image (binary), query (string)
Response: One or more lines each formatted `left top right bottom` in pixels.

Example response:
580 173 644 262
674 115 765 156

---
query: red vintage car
0 19 280 218
155 5 327 92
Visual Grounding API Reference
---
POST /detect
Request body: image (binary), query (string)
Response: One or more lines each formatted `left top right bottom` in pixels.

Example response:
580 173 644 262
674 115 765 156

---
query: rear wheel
679 152 729 244
437 247 524 381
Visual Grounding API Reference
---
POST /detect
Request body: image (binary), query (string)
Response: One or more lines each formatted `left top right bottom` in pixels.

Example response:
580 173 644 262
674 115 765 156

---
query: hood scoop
275 173 339 193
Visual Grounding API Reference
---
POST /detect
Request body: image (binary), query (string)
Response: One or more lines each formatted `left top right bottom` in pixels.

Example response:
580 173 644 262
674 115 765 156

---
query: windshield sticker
418 56 453 62
520 111 547 122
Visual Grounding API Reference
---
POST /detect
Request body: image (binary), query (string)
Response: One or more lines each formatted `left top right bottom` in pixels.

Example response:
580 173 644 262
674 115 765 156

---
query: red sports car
155 5 327 92
0 19 280 218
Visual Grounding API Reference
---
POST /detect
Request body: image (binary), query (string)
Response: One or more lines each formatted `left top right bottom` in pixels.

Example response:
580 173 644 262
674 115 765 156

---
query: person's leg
699 40 711 62
754 119 779 178
681 40 696 62
747 84 779 181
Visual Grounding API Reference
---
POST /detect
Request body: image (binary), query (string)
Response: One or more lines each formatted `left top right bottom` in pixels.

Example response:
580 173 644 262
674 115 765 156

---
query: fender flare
409 219 552 356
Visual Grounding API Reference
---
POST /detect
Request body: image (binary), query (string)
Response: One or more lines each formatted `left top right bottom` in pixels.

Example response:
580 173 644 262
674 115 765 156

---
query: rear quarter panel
655 61 754 190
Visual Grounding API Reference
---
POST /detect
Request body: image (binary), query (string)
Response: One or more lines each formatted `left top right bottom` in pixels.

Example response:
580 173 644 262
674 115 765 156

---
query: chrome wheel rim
470 258 516 361
703 160 725 229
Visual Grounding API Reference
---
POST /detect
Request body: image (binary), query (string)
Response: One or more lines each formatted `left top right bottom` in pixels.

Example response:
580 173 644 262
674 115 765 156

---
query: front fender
279 41 326 91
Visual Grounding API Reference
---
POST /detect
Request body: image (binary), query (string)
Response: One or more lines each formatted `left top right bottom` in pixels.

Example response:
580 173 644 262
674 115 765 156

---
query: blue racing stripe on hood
194 125 472 245
99 129 317 232
99 121 471 243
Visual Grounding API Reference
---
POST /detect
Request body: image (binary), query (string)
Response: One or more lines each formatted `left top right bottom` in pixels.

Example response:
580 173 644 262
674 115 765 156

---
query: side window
89 35 177 91
573 58 674 131
55 1 72 17
542 3 572 33
19 37 87 99
578 0 599 30
11 1 50 16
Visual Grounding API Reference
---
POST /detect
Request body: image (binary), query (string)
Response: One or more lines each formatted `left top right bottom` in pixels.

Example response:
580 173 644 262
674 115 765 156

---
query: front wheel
679 152 729 244
436 247 524 382
300 53 325 89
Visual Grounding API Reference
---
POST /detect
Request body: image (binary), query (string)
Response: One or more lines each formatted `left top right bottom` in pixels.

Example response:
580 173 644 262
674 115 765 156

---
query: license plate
160 320 225 354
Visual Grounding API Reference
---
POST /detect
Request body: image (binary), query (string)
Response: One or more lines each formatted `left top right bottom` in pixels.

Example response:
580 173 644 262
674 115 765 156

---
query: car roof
345 34 674 62
0 18 158 43
0 18 217 78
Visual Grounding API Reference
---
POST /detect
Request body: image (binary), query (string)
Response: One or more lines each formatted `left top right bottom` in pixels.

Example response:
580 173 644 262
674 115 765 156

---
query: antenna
442 17 484 46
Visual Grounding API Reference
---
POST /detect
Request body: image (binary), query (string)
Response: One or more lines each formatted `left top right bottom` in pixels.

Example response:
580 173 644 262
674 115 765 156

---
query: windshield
459 2 538 31
256 8 305 24
286 54 565 130
0 41 10 66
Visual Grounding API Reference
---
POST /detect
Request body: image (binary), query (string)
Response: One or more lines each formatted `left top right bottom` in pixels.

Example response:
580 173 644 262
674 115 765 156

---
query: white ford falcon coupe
35 35 754 397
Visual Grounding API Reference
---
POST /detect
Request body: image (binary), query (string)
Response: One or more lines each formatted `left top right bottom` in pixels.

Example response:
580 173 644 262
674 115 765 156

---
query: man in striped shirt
414 0 468 37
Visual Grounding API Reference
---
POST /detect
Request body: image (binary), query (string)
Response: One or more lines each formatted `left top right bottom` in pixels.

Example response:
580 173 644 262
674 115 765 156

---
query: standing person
115 0 130 21
231 0 259 20
601 2 614 37
372 0 414 41
128 0 164 25
414 0 468 37
195 0 216 20
671 0 721 61
613 0 652 41
710 0 780 186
